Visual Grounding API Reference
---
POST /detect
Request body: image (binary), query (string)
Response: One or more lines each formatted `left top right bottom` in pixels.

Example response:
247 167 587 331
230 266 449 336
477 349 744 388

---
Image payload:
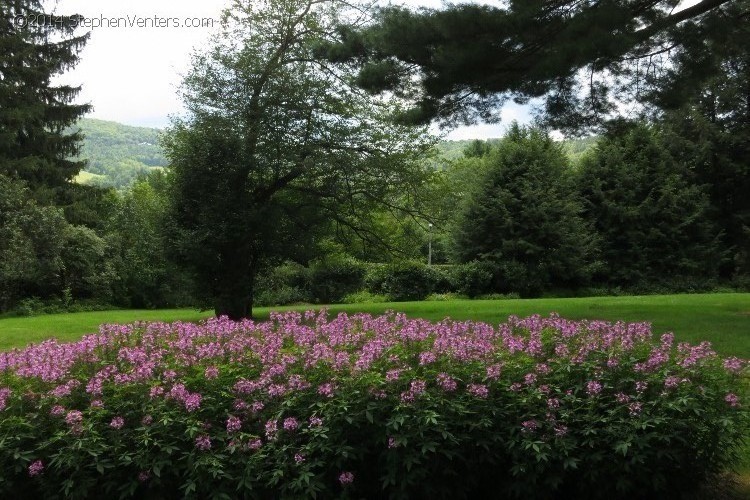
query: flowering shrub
0 311 747 499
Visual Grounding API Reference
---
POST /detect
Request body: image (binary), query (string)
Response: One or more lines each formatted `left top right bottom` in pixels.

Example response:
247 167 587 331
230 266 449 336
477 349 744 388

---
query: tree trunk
213 261 255 320
215 294 252 320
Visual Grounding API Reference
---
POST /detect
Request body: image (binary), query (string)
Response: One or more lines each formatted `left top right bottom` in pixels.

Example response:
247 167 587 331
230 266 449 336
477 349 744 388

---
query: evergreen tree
452 125 599 296
0 0 90 197
322 0 739 131
578 123 721 290
656 3 750 283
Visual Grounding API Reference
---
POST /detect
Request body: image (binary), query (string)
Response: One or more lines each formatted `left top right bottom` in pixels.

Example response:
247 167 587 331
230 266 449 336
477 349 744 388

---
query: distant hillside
71 118 168 189
70 119 597 189
434 136 597 167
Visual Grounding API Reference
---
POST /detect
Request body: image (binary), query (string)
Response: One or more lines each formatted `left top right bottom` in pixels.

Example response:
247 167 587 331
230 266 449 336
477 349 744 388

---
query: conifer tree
0 0 90 197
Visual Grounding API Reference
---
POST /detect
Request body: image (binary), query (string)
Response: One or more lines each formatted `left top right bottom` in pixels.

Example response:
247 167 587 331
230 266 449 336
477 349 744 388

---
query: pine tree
0 0 90 197
322 1 739 130
578 123 721 290
452 125 599 296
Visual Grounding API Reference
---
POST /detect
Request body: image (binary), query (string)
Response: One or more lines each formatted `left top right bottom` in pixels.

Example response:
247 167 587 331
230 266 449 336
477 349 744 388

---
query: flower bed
0 311 747 498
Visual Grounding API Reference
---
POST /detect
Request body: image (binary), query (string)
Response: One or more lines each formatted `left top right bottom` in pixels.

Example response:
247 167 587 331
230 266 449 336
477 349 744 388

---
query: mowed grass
1 293 748 356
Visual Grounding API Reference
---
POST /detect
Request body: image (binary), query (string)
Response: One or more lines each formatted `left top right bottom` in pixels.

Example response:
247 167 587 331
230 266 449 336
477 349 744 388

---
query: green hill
70 119 596 189
70 118 168 189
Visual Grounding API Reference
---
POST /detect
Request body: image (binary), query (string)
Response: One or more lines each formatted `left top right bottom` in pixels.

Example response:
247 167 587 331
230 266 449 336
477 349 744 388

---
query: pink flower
50 405 65 416
419 351 437 365
554 425 568 437
195 435 211 450
338 471 355 485
486 363 502 380
204 366 219 379
294 453 305 463
0 387 10 411
265 419 278 439
521 420 538 433
628 402 643 416
436 373 457 392
248 438 263 450
28 459 44 477
184 393 202 412
317 383 335 398
547 398 560 410
725 393 740 408
724 357 744 373
283 417 298 431
226 415 242 433
137 470 151 482
110 416 125 429
386 369 402 381
141 415 153 426
388 436 397 448
308 416 323 427
65 410 83 426
467 383 489 398
586 381 602 396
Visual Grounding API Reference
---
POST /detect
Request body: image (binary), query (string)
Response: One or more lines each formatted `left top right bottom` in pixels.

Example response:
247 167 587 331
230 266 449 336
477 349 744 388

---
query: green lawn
1 293 748 356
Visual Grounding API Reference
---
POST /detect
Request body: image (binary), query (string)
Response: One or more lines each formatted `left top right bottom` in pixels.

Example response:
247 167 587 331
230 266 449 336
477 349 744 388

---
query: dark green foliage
656 11 750 284
323 1 737 130
0 175 117 312
309 258 366 304
452 125 599 297
0 0 90 196
106 175 194 308
449 261 495 298
0 175 67 311
578 123 722 290
365 261 438 301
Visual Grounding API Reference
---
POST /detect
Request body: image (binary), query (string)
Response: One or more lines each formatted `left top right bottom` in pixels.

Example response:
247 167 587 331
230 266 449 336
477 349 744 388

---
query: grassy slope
1 293 748 356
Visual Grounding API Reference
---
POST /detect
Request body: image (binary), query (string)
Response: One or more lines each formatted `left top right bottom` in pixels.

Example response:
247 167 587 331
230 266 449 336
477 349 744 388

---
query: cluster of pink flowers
0 309 745 480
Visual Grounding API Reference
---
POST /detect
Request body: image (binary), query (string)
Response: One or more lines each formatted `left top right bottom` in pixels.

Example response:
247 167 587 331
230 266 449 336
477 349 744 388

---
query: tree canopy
163 0 434 319
322 0 745 132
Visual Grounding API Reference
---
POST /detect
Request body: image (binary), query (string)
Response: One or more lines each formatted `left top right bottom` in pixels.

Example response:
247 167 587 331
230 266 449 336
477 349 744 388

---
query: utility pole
428 223 433 266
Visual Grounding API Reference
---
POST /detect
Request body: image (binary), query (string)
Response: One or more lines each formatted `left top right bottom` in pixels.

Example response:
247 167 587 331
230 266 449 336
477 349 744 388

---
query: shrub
365 261 437 301
340 290 389 304
255 262 311 306
308 258 366 304
450 261 496 297
0 313 747 499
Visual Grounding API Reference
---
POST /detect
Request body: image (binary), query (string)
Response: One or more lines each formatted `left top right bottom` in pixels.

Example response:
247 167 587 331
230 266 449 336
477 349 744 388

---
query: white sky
50 0 699 140
49 0 523 140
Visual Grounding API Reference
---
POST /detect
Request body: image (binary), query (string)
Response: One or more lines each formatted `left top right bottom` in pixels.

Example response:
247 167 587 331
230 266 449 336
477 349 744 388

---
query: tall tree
452 125 599 296
163 0 433 319
577 123 721 289
656 1 750 282
321 0 740 131
0 0 90 197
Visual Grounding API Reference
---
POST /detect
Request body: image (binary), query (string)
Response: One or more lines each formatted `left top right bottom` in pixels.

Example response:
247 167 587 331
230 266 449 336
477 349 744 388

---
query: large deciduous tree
163 0 434 319
321 0 741 131
0 0 90 197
